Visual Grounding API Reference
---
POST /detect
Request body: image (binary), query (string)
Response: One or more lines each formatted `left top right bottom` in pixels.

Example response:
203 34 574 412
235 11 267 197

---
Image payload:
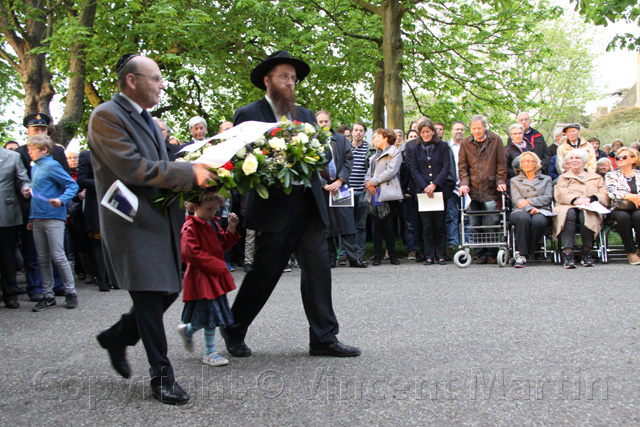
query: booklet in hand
101 180 138 223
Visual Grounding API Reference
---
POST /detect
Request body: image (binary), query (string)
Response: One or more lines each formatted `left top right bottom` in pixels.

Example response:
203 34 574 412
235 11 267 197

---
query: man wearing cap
15 112 70 301
555 123 596 174
89 54 214 405
221 50 361 358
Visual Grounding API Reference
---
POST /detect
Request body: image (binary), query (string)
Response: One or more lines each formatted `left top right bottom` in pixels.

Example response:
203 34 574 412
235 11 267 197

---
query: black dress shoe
349 259 367 268
151 382 190 405
96 329 131 378
330 258 336 268
77 272 86 281
416 253 426 262
389 257 400 265
372 257 381 266
310 341 361 357
220 328 252 357
5 300 20 309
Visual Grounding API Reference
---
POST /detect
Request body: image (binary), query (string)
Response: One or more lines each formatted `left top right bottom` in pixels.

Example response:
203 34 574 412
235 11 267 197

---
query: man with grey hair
90 53 214 405
458 115 507 264
154 118 181 160
188 116 208 142
549 127 563 157
516 112 549 174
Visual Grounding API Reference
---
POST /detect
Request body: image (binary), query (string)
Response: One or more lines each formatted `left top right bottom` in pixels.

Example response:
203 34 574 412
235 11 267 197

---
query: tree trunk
380 0 404 132
0 1 57 134
372 58 385 130
55 0 98 146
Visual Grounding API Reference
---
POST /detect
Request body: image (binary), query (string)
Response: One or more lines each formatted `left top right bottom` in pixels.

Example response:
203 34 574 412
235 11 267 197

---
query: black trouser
226 188 339 346
0 226 19 304
510 211 550 256
420 210 447 260
610 209 640 253
328 234 358 262
373 201 399 259
561 209 593 250
109 291 179 386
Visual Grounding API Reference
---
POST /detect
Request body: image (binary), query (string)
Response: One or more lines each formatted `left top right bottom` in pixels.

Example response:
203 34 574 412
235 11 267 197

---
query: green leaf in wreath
256 183 269 199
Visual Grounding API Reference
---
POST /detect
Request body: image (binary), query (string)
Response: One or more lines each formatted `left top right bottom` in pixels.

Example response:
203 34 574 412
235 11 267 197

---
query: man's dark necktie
141 110 155 135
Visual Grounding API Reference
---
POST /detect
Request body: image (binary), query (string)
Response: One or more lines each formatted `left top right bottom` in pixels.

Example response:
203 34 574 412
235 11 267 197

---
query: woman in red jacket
177 190 240 367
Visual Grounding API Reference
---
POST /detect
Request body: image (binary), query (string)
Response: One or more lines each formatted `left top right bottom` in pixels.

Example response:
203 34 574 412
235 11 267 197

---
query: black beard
269 82 297 119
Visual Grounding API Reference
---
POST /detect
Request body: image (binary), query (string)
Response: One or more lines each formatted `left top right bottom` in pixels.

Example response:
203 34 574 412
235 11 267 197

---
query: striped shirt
349 143 369 190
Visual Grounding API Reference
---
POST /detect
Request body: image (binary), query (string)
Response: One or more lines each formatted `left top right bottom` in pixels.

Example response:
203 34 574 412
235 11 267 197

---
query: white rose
242 154 258 175
296 132 309 143
255 135 267 146
304 123 315 134
217 168 231 177
236 146 247 158
269 137 287 151
310 138 320 148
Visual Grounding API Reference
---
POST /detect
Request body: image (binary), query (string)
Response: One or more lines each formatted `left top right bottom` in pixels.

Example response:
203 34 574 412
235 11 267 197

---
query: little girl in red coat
178 191 240 366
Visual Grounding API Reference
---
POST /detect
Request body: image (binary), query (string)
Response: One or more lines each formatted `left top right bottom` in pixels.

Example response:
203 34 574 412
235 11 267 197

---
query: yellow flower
269 137 287 151
242 154 258 175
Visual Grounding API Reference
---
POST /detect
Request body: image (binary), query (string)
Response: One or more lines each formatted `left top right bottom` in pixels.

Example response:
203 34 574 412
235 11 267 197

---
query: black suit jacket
77 150 101 231
321 131 355 235
233 97 329 232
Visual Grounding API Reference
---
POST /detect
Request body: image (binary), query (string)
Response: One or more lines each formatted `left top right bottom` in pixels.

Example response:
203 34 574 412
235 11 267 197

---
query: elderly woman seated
509 152 553 268
605 147 640 264
596 157 613 179
553 148 610 268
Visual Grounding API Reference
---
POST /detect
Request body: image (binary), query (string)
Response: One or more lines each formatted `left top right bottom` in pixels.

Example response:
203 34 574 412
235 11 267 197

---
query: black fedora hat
250 50 310 90
23 112 52 128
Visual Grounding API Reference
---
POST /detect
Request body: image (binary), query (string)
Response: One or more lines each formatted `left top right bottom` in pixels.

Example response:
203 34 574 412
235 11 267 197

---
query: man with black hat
221 50 361 358
15 112 70 301
89 53 214 405
555 123 596 174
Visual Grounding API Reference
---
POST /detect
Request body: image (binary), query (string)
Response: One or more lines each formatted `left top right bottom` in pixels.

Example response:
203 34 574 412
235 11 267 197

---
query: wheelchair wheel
497 249 508 267
454 250 472 268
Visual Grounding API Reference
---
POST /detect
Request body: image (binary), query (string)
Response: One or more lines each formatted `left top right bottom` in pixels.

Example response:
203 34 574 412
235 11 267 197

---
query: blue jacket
30 155 78 221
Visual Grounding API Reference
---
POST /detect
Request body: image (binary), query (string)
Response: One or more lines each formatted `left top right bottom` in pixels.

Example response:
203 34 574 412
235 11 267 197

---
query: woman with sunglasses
605 147 640 264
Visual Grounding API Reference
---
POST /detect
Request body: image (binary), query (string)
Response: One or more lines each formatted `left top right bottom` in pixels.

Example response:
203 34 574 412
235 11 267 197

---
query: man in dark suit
221 50 360 358
76 150 110 291
89 54 214 405
316 110 366 269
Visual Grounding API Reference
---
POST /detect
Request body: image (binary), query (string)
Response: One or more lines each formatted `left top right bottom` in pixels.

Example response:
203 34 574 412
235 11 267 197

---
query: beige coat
552 170 609 239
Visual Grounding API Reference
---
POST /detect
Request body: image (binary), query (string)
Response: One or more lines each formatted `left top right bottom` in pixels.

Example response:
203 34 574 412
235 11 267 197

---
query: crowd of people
2 50 640 406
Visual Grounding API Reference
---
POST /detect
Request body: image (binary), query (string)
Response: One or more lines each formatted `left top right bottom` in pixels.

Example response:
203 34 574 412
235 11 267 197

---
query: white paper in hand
417 192 445 211
195 121 279 168
101 180 138 223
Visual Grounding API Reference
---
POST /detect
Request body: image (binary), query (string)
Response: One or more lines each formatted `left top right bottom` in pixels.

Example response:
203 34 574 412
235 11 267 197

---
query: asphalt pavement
1 259 639 426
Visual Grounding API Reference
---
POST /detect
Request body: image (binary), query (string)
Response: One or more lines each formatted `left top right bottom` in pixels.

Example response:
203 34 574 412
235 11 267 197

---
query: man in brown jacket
458 115 507 264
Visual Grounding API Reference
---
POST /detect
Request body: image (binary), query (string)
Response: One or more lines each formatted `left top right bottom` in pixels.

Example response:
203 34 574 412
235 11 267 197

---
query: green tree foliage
570 0 640 50
591 106 640 128
0 0 588 145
